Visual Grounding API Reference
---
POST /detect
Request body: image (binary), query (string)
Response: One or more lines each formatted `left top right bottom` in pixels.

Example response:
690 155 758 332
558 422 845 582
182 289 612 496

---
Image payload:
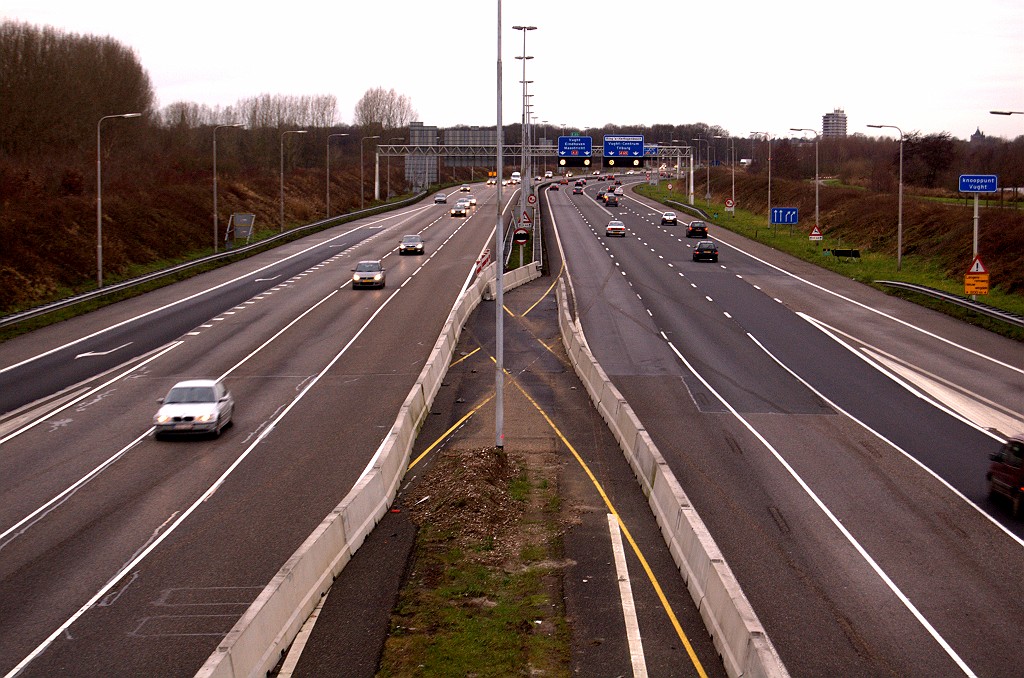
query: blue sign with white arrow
770 207 799 225
603 135 644 157
558 135 592 157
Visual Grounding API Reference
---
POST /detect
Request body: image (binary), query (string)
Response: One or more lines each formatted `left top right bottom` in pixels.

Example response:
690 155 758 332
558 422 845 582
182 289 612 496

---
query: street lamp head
120 113 142 119
512 25 537 30
990 110 1023 115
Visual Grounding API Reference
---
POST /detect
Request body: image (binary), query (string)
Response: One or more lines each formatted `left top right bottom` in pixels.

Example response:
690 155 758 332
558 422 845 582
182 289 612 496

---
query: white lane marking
74 343 132 359
4 264 414 677
716 239 1023 376
0 342 182 448
0 207 433 376
0 426 154 550
665 337 977 677
608 513 647 678
748 328 1024 550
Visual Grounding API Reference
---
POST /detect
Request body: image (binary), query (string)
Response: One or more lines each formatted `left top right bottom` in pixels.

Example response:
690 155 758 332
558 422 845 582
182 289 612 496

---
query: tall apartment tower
822 108 848 138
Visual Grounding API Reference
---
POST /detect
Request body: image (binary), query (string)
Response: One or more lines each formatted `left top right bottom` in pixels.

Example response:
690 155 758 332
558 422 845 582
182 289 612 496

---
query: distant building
406 122 438 188
822 108 848 138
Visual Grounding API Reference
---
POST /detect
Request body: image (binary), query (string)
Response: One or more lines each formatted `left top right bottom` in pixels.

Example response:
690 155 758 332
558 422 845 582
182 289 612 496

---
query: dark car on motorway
686 220 708 238
605 194 619 206
988 435 1024 517
572 186 584 195
154 379 234 439
595 189 606 201
399 234 424 255
692 240 719 262
352 260 386 288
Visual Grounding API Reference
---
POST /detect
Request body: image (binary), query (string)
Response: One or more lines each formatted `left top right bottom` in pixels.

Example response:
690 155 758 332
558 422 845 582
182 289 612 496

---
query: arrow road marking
254 275 281 282
75 343 132 359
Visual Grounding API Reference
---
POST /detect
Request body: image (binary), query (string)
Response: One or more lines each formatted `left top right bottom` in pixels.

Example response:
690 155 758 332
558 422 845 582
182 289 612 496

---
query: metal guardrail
876 280 1024 328
0 192 427 330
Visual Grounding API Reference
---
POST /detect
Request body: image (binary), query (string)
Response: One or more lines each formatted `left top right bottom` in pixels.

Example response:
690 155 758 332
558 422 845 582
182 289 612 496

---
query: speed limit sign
527 194 537 205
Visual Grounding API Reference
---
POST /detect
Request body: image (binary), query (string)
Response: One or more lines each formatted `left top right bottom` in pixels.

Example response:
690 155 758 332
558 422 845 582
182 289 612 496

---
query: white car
466 195 477 206
154 380 234 438
544 170 553 178
605 220 626 237
434 193 447 204
459 184 471 192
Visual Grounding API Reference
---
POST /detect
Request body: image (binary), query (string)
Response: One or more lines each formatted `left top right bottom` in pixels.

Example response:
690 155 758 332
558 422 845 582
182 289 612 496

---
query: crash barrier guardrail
0 193 427 330
876 280 1024 328
196 261 541 678
555 277 789 678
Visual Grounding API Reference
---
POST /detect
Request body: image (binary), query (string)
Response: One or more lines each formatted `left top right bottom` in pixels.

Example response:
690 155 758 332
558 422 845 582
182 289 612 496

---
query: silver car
154 379 234 438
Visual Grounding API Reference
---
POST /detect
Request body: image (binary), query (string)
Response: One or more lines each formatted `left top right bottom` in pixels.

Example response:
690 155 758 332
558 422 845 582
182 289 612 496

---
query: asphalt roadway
287 266 728 677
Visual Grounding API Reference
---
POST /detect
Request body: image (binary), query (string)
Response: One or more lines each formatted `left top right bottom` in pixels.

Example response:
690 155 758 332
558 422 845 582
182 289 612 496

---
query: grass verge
636 183 1024 341
377 446 570 677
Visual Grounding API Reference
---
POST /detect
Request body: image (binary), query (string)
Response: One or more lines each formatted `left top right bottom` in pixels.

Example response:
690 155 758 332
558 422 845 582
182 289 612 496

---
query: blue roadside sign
959 174 998 192
603 135 644 157
770 207 799 225
558 135 592 157
644 144 659 156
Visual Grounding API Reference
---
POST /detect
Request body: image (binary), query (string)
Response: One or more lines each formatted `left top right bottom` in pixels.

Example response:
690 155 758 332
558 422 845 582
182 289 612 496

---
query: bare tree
353 87 417 129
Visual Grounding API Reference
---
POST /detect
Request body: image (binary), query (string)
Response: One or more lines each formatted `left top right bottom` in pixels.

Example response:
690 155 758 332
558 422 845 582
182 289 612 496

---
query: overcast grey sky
4 0 1023 141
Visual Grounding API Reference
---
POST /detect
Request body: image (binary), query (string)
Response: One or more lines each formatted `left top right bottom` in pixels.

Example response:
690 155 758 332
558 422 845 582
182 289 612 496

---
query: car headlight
373 274 383 281
195 413 214 423
156 414 171 424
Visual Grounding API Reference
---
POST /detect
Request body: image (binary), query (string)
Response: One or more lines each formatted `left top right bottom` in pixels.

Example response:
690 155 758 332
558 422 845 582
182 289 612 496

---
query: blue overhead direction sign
644 144 659 156
959 174 998 193
770 207 799 225
603 135 645 157
558 135 592 157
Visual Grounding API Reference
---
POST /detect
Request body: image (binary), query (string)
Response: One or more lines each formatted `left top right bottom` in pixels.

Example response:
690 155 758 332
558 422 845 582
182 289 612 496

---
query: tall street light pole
214 123 243 253
691 137 710 205
715 135 736 217
280 129 307 232
96 112 141 288
751 132 772 222
361 135 380 210
790 127 820 231
496 4 509 449
513 24 536 245
326 132 349 218
867 123 904 270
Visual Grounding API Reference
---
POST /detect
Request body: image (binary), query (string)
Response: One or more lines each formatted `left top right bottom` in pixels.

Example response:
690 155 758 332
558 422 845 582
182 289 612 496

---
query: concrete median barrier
554 279 788 678
197 261 542 678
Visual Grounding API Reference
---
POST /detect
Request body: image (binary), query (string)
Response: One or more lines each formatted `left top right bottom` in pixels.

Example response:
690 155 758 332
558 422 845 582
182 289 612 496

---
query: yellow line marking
412 335 709 676
449 346 482 368
521 269 561 317
407 394 495 471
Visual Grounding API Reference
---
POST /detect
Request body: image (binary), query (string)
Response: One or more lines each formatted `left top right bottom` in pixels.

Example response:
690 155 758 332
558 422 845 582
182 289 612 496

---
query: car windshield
402 236 421 244
609 221 624 228
165 386 216 404
355 262 381 272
